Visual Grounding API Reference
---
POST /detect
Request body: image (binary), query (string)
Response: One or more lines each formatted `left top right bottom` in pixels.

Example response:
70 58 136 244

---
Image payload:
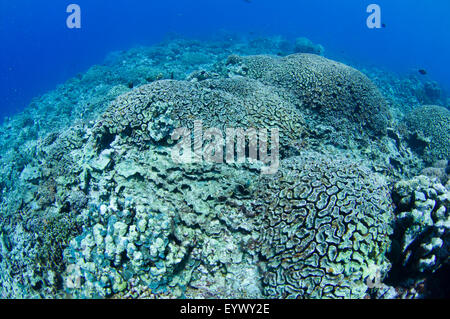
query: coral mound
250 151 393 298
404 105 450 164
225 53 391 137
95 78 305 154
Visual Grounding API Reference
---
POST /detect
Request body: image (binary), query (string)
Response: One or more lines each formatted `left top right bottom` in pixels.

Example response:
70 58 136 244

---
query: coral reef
420 160 449 186
340 173 450 300
423 81 442 105
224 53 390 138
294 37 325 55
404 105 450 164
0 35 449 299
94 77 305 155
59 141 265 299
251 152 393 298
390 176 449 278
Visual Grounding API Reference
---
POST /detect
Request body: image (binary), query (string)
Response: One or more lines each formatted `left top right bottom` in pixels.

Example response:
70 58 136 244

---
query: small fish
418 69 427 75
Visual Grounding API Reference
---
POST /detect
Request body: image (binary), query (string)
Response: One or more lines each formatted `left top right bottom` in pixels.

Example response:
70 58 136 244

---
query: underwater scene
0 1 449 300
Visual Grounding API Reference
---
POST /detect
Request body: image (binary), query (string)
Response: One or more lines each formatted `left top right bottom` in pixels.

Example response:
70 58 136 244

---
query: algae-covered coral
404 105 450 164
0 35 449 299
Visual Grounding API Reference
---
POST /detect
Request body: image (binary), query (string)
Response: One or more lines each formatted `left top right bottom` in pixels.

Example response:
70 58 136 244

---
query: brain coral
95 53 392 156
94 78 305 154
225 53 390 137
249 151 393 298
404 105 450 164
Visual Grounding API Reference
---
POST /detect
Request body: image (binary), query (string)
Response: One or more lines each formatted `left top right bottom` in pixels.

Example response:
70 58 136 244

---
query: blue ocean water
0 0 449 121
